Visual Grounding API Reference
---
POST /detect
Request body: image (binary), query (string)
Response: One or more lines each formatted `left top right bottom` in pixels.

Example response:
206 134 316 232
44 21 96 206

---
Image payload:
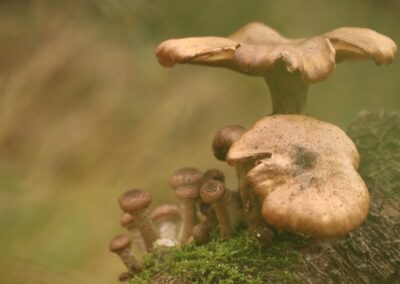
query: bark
295 110 400 283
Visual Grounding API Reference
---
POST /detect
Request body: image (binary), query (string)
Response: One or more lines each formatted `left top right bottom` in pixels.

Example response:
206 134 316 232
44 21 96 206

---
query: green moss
130 231 304 283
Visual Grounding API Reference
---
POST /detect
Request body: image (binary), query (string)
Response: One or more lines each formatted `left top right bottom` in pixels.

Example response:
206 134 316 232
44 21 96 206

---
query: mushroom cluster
109 22 397 282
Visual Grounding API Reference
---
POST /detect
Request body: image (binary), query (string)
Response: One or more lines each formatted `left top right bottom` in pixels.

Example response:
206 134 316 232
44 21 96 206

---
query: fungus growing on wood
169 167 203 244
109 235 142 273
118 189 159 251
156 22 397 114
121 213 147 253
227 115 369 237
200 179 234 240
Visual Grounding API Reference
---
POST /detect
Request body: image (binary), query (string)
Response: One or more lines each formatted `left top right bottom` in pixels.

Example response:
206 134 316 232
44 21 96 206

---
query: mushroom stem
134 214 159 251
178 199 197 243
235 163 264 231
265 69 308 114
159 222 178 241
213 201 233 239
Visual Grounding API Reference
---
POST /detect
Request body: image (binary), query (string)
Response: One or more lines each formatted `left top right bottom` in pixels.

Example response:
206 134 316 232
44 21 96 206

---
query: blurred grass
0 0 398 283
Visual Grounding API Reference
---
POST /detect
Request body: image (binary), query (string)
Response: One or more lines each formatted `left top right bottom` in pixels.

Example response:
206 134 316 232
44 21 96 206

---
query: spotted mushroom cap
150 204 181 223
156 22 397 83
175 185 200 200
118 189 152 214
228 115 369 238
200 179 226 204
169 167 203 189
109 235 132 253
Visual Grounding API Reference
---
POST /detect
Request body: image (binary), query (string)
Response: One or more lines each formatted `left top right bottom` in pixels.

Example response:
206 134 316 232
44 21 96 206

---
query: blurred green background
0 0 398 283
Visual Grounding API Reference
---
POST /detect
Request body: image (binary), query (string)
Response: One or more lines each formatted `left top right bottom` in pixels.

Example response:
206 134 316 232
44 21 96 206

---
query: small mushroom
118 189 159 251
200 179 233 240
151 204 181 242
202 168 225 183
169 167 203 244
212 125 263 231
227 114 370 238
192 222 212 245
109 235 142 273
120 213 147 253
118 272 133 283
156 22 397 114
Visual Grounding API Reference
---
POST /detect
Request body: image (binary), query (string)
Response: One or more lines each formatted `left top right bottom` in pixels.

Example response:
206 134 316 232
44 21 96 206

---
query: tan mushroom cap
150 204 181 222
227 115 369 238
109 235 132 253
169 167 203 189
119 189 152 214
156 22 397 83
121 213 136 229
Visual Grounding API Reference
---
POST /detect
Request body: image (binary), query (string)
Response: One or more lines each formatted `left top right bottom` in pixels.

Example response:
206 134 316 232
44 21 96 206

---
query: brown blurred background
0 1 398 283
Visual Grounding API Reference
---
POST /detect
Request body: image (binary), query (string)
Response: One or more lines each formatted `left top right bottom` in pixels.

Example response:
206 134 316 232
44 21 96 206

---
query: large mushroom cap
228 115 369 237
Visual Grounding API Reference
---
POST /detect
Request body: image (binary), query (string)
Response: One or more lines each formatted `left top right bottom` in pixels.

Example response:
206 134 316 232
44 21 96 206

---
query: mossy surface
347 110 400 198
130 231 304 283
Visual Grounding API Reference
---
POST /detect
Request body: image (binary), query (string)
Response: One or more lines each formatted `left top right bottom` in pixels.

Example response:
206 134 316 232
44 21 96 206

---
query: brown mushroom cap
228 115 369 237
175 185 200 200
121 213 136 229
169 167 203 189
118 189 152 214
156 22 397 83
212 125 246 161
109 235 132 253
202 168 225 183
151 204 181 222
200 180 226 203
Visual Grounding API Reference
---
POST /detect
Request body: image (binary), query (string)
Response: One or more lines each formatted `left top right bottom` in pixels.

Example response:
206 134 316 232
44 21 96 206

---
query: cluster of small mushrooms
109 22 397 282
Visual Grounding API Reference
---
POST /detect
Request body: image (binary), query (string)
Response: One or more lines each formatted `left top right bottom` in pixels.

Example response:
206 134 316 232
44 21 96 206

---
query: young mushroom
109 235 142 273
212 125 263 231
118 189 159 251
169 167 203 244
200 179 233 240
151 204 181 246
121 213 147 253
156 22 397 114
227 114 370 238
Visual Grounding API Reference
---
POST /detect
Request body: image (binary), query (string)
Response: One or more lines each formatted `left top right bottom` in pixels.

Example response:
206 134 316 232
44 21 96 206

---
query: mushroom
192 222 212 245
151 204 181 242
109 235 142 273
156 22 397 114
227 114 370 238
212 125 263 231
200 179 234 240
118 189 159 251
169 167 203 244
118 272 133 283
121 213 147 253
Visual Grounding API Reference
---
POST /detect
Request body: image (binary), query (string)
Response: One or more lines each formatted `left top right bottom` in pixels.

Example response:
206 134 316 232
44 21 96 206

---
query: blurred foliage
0 1 398 283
